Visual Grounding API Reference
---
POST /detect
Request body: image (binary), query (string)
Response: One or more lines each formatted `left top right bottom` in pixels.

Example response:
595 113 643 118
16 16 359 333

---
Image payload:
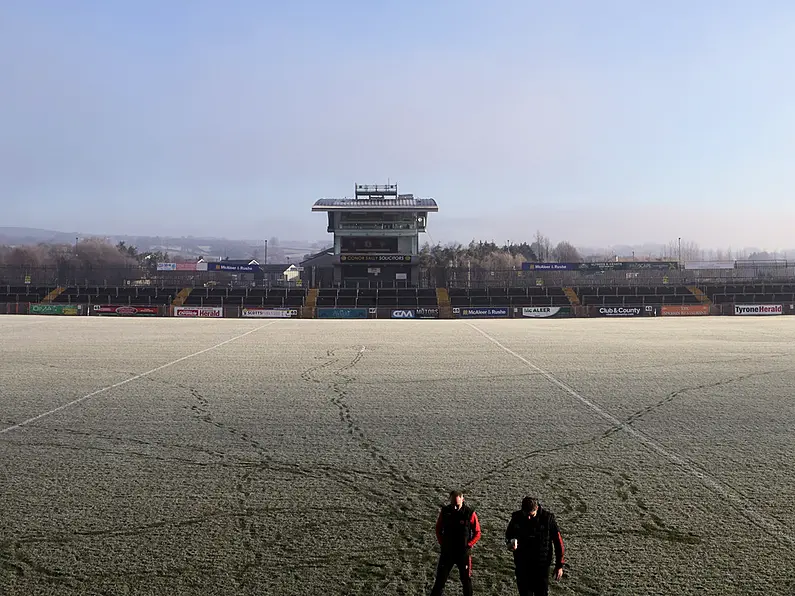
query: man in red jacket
430 490 482 596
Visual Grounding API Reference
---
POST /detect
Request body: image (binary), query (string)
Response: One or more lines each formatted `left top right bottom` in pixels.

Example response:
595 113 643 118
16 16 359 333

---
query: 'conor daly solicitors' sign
93 305 158 316
339 254 412 263
594 306 643 317
735 304 783 316
459 307 509 318
174 306 223 318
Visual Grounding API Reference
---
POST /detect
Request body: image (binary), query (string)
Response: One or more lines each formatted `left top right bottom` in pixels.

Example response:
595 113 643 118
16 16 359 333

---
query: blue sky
1 0 794 249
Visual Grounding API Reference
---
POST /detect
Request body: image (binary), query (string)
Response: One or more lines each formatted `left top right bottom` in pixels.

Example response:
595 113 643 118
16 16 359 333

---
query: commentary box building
309 183 438 287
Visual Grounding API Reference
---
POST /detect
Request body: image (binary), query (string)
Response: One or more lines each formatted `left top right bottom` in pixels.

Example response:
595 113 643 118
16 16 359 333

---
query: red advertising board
661 305 710 316
93 305 159 316
176 262 197 271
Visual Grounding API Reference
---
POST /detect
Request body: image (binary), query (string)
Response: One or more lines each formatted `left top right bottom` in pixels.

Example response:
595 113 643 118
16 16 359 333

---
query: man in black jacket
505 496 565 596
430 490 482 596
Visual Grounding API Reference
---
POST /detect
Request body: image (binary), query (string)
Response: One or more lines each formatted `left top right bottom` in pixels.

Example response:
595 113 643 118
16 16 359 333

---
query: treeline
418 235 582 269
0 239 169 275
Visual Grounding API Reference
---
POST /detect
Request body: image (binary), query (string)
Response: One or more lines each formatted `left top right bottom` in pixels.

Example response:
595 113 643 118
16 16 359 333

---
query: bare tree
532 230 552 262
551 241 582 263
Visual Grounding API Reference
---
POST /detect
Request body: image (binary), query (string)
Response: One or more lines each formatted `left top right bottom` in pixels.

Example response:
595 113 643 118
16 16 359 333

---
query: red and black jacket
505 507 565 570
435 504 482 554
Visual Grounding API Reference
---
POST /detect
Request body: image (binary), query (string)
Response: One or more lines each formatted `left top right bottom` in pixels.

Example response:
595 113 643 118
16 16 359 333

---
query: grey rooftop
312 197 438 211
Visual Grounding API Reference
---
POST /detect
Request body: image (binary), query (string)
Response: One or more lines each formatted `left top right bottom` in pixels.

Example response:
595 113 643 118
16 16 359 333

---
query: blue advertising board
522 262 575 271
317 308 369 319
458 307 509 318
522 261 679 272
206 263 261 272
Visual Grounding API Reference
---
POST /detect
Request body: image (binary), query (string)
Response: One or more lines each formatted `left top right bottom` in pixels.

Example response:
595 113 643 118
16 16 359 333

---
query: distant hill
2 227 790 263
0 227 83 245
0 227 324 263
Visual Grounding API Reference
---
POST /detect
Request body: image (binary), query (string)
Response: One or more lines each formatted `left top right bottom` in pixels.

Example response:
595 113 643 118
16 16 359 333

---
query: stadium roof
312 197 438 212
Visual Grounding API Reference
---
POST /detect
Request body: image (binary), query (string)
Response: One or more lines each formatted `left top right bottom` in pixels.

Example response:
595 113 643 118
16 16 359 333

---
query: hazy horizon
2 1 795 251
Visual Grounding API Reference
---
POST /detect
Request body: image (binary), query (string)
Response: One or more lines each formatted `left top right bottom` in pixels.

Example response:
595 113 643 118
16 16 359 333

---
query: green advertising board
30 304 80 316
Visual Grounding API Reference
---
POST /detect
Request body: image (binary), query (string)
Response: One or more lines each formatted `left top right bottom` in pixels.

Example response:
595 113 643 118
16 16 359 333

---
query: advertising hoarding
30 304 81 315
317 308 369 319
173 306 223 318
206 263 260 272
660 305 710 316
241 308 296 318
93 305 159 316
458 307 509 318
734 304 783 316
521 306 571 318
592 306 644 317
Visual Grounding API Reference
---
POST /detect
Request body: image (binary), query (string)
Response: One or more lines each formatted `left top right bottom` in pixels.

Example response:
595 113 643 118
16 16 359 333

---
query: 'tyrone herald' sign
173 306 223 318
734 304 783 316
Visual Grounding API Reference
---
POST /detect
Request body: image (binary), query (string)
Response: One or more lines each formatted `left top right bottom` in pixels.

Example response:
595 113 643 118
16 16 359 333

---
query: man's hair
521 496 539 512
449 490 464 499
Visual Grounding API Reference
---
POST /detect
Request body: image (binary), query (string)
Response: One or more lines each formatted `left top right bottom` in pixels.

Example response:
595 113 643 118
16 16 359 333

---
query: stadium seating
445 287 569 308
303 287 438 309
575 285 701 307
703 284 795 305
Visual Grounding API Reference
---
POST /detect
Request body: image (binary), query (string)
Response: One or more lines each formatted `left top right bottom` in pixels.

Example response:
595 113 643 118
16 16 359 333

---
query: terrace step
563 287 581 306
305 288 319 308
436 288 452 318
41 287 65 303
172 287 192 307
687 286 712 306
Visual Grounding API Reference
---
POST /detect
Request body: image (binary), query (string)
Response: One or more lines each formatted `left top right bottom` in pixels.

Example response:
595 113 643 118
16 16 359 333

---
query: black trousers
515 566 550 596
430 550 473 596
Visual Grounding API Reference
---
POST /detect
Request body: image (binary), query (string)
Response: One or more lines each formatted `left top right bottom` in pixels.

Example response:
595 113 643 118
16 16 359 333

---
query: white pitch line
0 321 279 436
465 322 794 547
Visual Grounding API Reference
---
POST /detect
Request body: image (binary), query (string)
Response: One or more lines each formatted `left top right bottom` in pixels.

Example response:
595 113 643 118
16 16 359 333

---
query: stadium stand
2 283 794 312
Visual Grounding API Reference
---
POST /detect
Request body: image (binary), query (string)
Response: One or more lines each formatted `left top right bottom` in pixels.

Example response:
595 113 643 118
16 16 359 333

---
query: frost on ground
1 316 794 595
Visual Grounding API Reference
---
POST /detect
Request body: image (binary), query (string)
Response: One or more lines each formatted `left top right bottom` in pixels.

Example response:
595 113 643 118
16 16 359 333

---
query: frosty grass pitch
1 316 794 596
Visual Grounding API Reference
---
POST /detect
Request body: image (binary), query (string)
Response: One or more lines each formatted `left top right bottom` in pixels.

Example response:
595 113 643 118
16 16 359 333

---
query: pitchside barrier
3 302 795 319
